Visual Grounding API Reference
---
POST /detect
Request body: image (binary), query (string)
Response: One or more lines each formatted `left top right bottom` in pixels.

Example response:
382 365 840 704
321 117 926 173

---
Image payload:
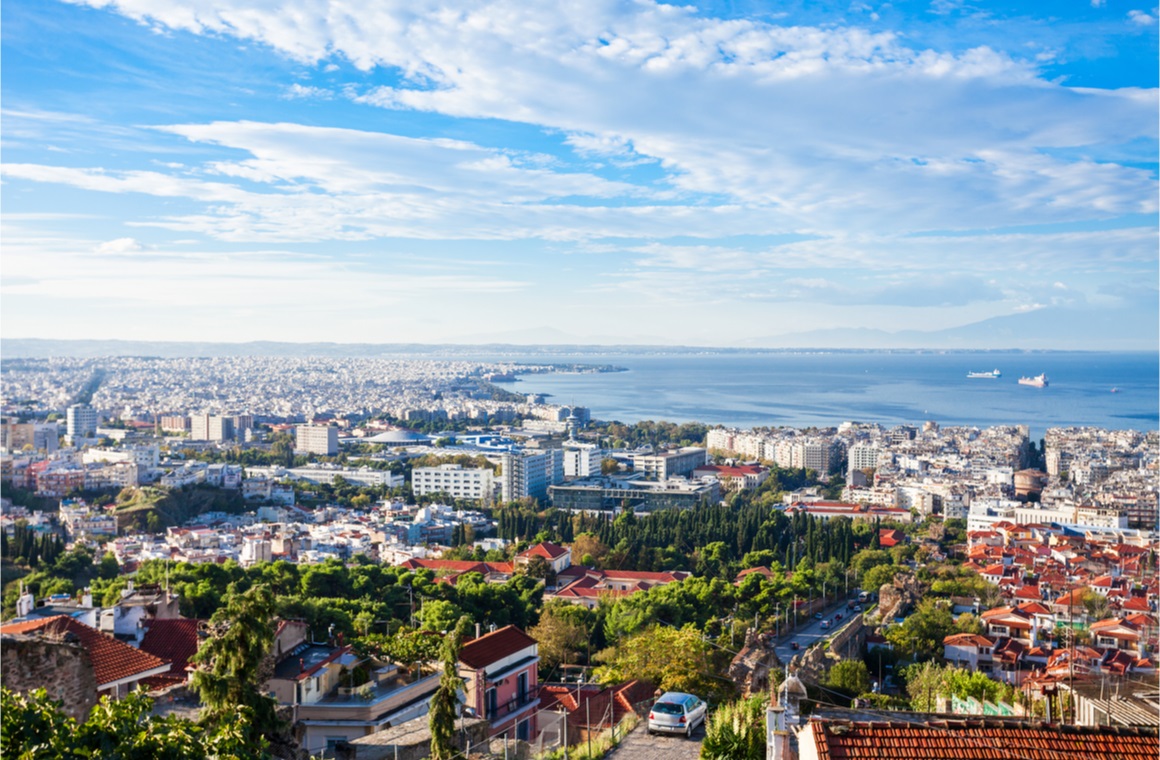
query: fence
329 694 655 760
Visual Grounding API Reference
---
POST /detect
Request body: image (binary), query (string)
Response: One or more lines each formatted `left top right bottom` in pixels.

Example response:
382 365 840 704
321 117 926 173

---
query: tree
595 625 733 702
530 602 591 672
863 563 900 593
826 660 871 698
429 617 472 760
189 584 281 752
1 687 256 759
886 598 957 662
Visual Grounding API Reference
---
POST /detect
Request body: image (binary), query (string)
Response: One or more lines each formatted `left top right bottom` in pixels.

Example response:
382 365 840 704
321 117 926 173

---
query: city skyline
2 0 1158 348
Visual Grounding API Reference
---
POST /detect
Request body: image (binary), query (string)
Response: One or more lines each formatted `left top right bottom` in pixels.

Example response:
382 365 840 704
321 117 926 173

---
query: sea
483 351 1159 436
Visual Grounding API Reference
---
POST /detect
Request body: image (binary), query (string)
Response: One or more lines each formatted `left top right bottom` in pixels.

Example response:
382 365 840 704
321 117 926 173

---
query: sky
2 0 1157 348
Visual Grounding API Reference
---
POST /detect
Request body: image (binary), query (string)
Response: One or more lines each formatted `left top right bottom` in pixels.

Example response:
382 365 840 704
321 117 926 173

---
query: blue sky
2 0 1157 347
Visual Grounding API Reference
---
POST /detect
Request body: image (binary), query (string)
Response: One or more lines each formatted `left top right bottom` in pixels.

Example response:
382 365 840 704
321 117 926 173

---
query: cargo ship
966 369 1001 379
1018 374 1049 388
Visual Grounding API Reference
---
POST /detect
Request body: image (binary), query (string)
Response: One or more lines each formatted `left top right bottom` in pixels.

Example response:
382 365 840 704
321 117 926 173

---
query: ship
966 369 1002 379
1018 374 1049 388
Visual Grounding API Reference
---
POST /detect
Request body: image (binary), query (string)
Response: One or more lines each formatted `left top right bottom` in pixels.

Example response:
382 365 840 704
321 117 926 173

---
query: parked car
835 613 842 621
821 620 831 630
854 604 863 612
648 692 708 738
815 612 824 620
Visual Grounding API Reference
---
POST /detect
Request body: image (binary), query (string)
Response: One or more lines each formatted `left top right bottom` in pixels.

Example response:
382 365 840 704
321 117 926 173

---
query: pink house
458 625 540 740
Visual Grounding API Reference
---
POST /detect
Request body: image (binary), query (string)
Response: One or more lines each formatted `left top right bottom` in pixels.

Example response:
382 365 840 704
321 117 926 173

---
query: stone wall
1 632 98 720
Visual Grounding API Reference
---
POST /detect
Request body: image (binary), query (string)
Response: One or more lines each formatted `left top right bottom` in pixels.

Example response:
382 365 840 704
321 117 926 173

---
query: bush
700 696 767 760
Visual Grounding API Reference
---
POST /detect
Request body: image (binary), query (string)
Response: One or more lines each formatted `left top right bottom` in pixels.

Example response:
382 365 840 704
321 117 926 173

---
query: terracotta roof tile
459 625 537 670
139 618 202 686
810 718 1160 759
0 615 169 688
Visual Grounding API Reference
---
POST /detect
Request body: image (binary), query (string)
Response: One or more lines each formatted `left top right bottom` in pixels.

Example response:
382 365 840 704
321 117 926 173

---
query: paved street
772 599 858 665
606 721 704 760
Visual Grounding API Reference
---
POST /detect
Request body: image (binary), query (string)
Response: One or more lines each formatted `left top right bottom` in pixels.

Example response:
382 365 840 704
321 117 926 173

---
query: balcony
488 691 537 722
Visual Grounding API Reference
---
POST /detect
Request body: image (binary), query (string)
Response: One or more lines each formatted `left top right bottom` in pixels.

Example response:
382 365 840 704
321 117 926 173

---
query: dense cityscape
1 354 1157 759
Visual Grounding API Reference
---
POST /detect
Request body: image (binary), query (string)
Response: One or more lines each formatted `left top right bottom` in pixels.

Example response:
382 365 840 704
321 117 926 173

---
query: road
606 721 703 760
772 599 858 665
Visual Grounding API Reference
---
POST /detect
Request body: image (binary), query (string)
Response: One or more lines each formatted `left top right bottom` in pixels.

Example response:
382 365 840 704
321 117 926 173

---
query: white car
648 692 707 738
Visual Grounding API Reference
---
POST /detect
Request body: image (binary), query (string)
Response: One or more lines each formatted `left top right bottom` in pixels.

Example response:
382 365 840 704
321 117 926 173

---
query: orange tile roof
1 615 169 689
459 625 537 670
808 718 1160 759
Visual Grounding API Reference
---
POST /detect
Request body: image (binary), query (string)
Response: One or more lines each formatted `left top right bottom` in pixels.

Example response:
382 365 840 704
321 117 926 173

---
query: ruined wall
1 632 98 721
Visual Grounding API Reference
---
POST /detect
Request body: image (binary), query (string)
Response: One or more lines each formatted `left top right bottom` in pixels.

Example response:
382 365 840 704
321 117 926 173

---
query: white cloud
95 237 147 254
283 83 333 99
1128 9 1156 24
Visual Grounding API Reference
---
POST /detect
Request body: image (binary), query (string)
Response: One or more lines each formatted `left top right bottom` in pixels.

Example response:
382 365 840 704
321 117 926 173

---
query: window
486 687 498 719
517 672 529 704
325 736 346 750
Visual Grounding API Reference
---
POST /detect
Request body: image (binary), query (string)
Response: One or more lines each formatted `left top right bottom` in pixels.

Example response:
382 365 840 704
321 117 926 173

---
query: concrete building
562 441 602 479
190 414 234 442
295 425 338 456
66 404 98 443
633 447 707 480
412 464 495 501
500 450 564 502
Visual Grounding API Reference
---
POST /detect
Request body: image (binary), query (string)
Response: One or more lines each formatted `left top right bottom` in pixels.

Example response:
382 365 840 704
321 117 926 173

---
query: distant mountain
2 306 1155 357
749 307 1158 351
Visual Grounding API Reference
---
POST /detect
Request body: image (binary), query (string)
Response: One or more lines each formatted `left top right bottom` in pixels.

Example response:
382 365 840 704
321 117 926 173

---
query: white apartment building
295 425 338 456
66 404 98 442
501 449 564 502
563 442 602 479
412 464 495 501
848 444 882 474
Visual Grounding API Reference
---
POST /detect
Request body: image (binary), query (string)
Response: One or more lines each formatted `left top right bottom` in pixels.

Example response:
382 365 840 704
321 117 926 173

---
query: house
1090 618 1144 656
942 633 995 672
980 606 1035 644
0 615 170 700
514 542 572 575
550 568 691 609
690 464 769 492
138 618 202 689
878 529 905 548
457 625 540 740
796 717 1160 760
265 622 440 756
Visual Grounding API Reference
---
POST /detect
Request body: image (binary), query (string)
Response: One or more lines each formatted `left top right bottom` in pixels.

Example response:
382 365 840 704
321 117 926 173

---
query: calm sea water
490 351 1158 434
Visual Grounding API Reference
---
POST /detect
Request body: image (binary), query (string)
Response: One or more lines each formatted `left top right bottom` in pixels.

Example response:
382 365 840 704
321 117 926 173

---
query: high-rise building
563 441 602 478
66 404 98 443
295 425 338 456
190 414 234 442
501 449 564 502
848 444 882 476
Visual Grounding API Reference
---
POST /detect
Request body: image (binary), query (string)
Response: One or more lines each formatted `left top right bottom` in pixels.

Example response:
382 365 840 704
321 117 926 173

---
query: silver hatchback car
648 692 707 738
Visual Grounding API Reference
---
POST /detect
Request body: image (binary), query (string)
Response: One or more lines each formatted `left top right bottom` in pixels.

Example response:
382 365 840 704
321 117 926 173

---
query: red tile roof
518 542 569 560
807 718 1160 759
139 618 202 687
459 625 537 670
0 615 169 689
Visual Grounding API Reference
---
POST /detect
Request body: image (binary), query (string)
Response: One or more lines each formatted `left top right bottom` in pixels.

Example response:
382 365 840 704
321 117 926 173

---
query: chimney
475 623 481 639
81 587 93 608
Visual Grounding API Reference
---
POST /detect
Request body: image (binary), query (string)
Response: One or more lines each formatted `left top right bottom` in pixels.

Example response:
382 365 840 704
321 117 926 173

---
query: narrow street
605 721 704 760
